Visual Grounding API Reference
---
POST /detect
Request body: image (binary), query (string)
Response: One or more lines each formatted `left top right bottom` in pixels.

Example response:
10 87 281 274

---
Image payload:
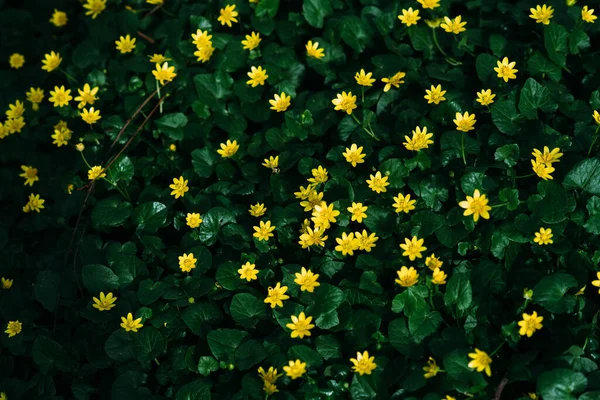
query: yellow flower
67 183 74 194
529 4 554 25
115 34 136 53
74 83 99 109
426 254 443 271
494 57 518 82
6 100 25 119
431 268 447 285
218 4 239 27
283 359 307 379
286 312 315 339
418 0 440 9
582 6 597 23
249 203 267 217
263 155 279 170
9 53 25 69
264 282 289 308
49 86 72 108
312 202 340 229
41 51 62 72
476 89 496 106
238 262 259 281
533 227 553 245
444 396 456 400
92 292 117 311
404 126 434 151
19 165 39 186
453 111 476 132
147 0 164 4
518 311 544 337
355 229 379 252
299 226 328 249
592 272 600 294
350 351 377 375
523 288 534 300
269 92 291 112
294 185 314 200
217 139 239 158
468 348 492 376
366 171 389 193
306 40 325 59
263 382 278 396
531 159 555 180
395 266 419 287
26 87 45 105
194 44 214 63
1 277 14 289
51 127 71 147
398 8 421 26
423 357 440 378
148 54 170 64
576 285 586 296
400 236 427 261
153 62 177 85
348 202 368 223
120 312 143 332
343 143 366 167
87 166 106 181
332 91 357 115
84 0 106 19
528 394 539 400
253 220 276 241
5 117 26 135
308 165 328 184
242 31 262 50
335 232 359 256
169 176 189 198
192 30 213 48
169 144 176 152
81 107 101 124
5 320 22 337
393 193 416 214
50 9 68 26
258 366 282 384
355 69 376 86
179 253 197 273
425 18 445 28
247 66 269 87
593 110 600 125
382 71 406 92
424 84 446 105
294 267 320 292
186 212 203 228
532 146 562 165
459 189 491 222
441 16 467 34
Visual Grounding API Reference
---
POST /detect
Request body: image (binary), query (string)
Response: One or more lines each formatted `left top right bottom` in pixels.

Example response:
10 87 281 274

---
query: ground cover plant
1 0 600 399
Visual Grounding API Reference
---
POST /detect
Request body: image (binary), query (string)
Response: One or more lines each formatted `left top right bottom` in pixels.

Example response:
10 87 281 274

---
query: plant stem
460 132 466 165
350 113 380 141
155 79 163 114
587 126 600 157
80 152 93 169
491 203 507 209
490 341 505 356
515 173 535 179
431 29 462 65
60 68 79 83
361 87 365 104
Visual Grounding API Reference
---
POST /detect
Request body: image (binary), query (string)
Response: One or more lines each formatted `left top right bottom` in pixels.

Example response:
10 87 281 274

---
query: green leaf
35 270 61 312
359 271 383 294
340 16 371 53
379 158 408 188
537 368 587 400
191 148 217 178
409 311 442 343
134 326 166 364
302 0 332 28
288 345 324 368
92 197 132 228
207 329 248 363
564 158 600 195
518 78 558 119
544 23 569 67
82 264 120 294
388 318 414 355
255 0 279 18
536 181 568 224
132 202 167 233
137 279 166 305
409 26 434 59
181 302 223 336
105 330 135 361
350 374 376 400
197 356 219 376
235 340 268 370
491 100 520 135
155 113 188 141
109 155 134 183
499 188 520 211
494 144 520 167
229 293 267 328
444 268 472 311
569 29 590 55
215 261 243 290
307 283 345 318
176 379 211 400
315 335 341 360
33 336 73 374
533 273 578 314
475 54 497 82
194 72 233 114
527 51 561 82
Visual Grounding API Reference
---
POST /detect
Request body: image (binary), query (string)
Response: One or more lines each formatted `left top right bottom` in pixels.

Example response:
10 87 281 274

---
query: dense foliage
1 0 600 399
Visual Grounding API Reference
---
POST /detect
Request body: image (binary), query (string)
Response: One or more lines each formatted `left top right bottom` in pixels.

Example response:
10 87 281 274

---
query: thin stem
515 173 535 179
460 132 466 165
350 113 380 141
156 79 163 114
587 126 600 157
80 152 93 169
60 68 79 83
361 87 365 105
432 28 448 57
490 341 505 356
491 203 507 209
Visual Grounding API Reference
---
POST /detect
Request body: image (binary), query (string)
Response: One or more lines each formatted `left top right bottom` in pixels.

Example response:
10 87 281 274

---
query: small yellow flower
247 66 269 87
242 31 262 50
494 57 518 82
424 84 447 105
582 6 597 23
238 262 259 281
75 143 84 151
381 71 406 92
300 190 323 212
67 183 74 194
591 272 600 294
19 165 39 186
343 144 366 167
418 0 440 9
350 351 377 375
398 8 421 26
306 40 325 59
258 366 282 384
269 92 291 112
218 4 239 27
262 155 279 170
468 348 492 376
169 144 176 152
153 62 177 85
26 87 45 105
1 277 14 289
263 382 278 396
444 396 457 400
348 202 368 223
440 16 467 34
294 185 314 200
294 267 320 292
366 171 389 193
186 212 203 228
531 159 555 180
299 226 328 249
88 166 106 181
74 83 99 109
354 229 379 252
192 30 213 48
355 69 376 86
312 202 340 229
41 51 62 72
529 4 554 25
6 100 25 119
253 220 276 241
426 254 443 271
393 193 416 214
50 9 68 26
454 111 477 132
5 320 22 337
400 236 427 261
403 126 434 151
81 107 101 124
148 54 170 64
533 227 553 245
395 266 419 287
51 127 71 147
332 91 357 115
92 292 117 311
9 53 25 69
5 117 26 135
431 268 447 285
264 282 289 308
84 0 106 19
217 139 240 158
49 86 72 108
528 394 539 400
423 357 440 378
169 176 189 199
576 285 586 296
120 313 143 332
308 165 328 184
249 203 267 217
147 0 164 4
286 312 315 339
194 44 214 63
335 232 359 256
283 359 307 380
115 34 136 54
179 253 197 273
532 146 562 165
476 89 496 106
459 189 491 222
592 110 600 125
518 311 544 337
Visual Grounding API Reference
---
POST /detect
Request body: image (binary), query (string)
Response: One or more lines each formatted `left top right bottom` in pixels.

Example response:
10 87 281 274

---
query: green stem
460 132 466 165
361 86 365 105
515 173 535 179
102 177 131 201
60 68 79 83
80 152 93 169
159 7 176 17
156 79 163 114
431 29 462 66
154 357 161 365
350 113 380 141
587 126 600 157
491 203 507 209
490 341 505 356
